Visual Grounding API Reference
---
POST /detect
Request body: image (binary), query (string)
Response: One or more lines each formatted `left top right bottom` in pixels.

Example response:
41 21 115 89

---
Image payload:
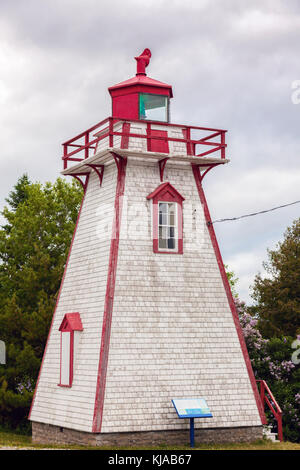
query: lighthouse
29 49 265 446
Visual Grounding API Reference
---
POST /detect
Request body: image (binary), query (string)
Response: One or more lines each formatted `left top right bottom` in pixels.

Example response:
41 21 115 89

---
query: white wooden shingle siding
29 165 117 432
30 132 261 434
100 160 261 433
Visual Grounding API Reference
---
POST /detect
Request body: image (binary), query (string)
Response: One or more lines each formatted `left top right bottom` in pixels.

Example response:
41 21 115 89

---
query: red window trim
147 182 185 254
58 313 83 388
92 156 127 432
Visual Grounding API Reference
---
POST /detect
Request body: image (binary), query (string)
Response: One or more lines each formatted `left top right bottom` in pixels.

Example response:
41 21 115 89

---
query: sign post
190 417 194 448
172 398 212 448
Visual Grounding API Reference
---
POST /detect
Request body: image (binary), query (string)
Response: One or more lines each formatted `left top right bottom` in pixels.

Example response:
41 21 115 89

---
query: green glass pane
139 93 168 121
139 95 146 119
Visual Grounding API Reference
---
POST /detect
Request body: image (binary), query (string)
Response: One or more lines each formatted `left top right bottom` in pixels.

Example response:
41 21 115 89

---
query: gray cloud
0 0 299 302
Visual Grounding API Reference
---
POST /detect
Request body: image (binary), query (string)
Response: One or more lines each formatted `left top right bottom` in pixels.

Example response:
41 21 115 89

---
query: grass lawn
0 429 300 450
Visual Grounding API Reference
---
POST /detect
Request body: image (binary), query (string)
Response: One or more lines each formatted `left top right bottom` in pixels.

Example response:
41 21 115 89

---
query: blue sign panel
172 398 212 419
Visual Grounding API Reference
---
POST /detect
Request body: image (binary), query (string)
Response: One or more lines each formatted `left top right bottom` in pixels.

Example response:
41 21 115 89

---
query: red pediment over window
147 183 184 254
147 182 185 203
59 313 83 332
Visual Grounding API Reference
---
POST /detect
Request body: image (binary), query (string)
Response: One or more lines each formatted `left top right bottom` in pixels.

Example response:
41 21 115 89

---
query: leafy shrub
237 299 300 442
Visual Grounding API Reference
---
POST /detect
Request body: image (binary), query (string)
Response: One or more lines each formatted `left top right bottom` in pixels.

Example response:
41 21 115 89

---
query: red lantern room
108 49 173 122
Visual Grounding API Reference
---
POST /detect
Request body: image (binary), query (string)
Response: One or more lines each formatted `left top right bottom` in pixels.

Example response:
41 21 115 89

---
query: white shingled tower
29 49 265 446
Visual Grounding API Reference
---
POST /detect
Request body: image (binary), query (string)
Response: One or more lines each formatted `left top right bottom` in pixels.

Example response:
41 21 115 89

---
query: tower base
31 422 263 447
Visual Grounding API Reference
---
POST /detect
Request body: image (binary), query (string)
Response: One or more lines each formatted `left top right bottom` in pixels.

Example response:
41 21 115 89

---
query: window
147 182 184 254
58 313 83 387
139 93 169 122
158 202 176 250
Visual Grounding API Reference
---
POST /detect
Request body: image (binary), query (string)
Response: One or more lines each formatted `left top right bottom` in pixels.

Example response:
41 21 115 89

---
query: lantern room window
139 93 169 122
58 313 83 388
147 182 184 254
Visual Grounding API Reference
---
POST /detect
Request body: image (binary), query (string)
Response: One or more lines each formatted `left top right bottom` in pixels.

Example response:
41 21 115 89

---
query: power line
211 199 300 224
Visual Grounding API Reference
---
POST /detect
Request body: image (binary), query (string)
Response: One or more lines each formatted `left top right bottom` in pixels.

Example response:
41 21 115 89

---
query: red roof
108 75 173 98
59 312 83 332
147 182 185 201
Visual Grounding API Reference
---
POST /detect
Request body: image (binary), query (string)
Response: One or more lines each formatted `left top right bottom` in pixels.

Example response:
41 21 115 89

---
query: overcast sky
0 0 299 303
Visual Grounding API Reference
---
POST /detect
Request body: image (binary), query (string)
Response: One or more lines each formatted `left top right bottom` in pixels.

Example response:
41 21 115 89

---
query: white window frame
60 331 71 387
157 201 178 252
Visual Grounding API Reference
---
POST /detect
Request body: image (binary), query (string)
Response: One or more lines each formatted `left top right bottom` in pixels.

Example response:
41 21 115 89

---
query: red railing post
63 144 68 169
221 131 226 159
259 380 265 406
277 412 283 442
85 132 89 159
109 117 114 148
184 127 193 156
256 380 283 441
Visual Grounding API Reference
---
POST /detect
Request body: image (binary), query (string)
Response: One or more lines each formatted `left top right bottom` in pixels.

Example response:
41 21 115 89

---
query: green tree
5 174 31 212
2 174 31 234
225 264 239 298
0 176 83 430
238 303 300 442
251 218 300 339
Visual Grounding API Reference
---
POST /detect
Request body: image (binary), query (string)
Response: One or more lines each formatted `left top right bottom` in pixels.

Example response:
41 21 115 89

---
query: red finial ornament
135 48 152 76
